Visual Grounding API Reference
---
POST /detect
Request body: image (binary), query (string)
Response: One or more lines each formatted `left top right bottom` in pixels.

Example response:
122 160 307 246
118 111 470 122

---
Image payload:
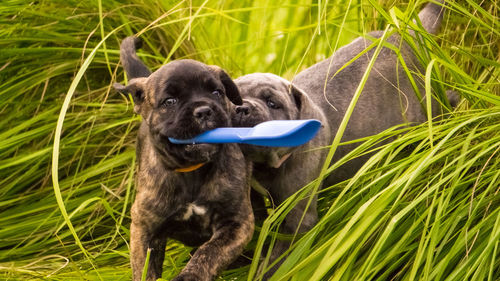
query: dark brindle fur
114 37 254 281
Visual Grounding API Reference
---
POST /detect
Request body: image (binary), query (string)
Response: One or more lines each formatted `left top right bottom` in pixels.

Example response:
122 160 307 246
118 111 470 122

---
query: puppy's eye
162 98 178 107
266 99 280 109
212 90 222 98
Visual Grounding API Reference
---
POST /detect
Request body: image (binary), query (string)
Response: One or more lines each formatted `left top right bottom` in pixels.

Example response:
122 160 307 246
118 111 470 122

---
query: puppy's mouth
156 131 219 164
165 122 219 142
231 101 271 128
162 124 220 156
153 105 229 162
174 142 219 164
232 114 266 128
231 107 259 127
231 113 249 127
183 143 216 152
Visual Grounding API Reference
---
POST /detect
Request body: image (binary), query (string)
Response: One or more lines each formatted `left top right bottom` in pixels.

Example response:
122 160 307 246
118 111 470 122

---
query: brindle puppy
114 36 254 281
232 1 447 277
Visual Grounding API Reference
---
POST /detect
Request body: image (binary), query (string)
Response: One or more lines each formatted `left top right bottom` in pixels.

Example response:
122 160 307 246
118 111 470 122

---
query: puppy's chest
167 179 217 225
166 202 214 246
175 202 210 223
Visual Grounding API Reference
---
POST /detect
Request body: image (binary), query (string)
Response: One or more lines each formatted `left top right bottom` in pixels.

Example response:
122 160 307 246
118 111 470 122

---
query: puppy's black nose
235 105 250 115
193 106 213 120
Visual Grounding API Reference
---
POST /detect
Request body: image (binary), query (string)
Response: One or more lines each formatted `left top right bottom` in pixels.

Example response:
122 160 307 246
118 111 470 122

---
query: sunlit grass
0 0 498 280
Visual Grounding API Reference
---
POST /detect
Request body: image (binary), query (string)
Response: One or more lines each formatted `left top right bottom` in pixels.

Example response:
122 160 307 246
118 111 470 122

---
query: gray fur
232 73 331 274
232 1 447 276
292 0 446 184
418 0 445 35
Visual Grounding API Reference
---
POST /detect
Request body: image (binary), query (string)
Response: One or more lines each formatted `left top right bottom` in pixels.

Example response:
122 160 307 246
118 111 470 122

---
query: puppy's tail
418 0 445 34
120 36 152 79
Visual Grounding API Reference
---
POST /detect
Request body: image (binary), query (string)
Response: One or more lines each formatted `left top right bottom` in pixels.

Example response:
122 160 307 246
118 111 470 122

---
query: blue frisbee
168 119 321 147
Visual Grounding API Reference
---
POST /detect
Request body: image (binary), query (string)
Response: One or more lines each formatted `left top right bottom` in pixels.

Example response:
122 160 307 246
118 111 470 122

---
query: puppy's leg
251 188 270 224
130 206 167 281
174 209 254 281
256 153 321 279
265 189 318 279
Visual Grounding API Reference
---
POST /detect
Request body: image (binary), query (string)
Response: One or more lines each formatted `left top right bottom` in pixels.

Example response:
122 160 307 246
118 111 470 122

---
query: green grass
0 0 498 280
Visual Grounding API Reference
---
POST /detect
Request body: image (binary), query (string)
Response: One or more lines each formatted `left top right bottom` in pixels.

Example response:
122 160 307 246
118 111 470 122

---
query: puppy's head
232 73 313 168
115 59 242 164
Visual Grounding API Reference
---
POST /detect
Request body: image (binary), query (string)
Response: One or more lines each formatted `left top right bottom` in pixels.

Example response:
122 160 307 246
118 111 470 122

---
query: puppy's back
292 1 445 183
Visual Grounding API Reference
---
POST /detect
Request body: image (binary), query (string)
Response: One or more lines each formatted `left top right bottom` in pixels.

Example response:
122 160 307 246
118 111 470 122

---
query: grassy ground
0 0 498 280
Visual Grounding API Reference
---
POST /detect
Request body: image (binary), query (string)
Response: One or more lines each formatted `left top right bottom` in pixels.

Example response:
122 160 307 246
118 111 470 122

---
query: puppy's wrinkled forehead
235 73 291 97
150 60 219 91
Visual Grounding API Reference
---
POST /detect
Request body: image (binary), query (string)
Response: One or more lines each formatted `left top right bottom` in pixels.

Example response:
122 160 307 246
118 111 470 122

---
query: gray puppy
232 0 446 275
114 37 254 281
233 73 331 271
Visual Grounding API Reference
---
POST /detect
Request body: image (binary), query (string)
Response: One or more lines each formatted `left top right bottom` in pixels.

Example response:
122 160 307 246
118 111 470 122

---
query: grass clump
0 0 498 280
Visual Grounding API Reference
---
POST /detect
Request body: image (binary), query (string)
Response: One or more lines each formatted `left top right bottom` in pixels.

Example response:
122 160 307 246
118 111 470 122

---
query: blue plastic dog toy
168 119 321 147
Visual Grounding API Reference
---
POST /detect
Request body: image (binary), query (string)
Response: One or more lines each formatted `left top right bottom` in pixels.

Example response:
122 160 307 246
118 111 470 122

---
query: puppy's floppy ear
290 84 316 119
208 65 243 105
113 77 147 114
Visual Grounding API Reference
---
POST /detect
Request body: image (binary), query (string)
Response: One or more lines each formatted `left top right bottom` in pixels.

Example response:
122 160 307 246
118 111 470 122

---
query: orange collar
174 163 206 173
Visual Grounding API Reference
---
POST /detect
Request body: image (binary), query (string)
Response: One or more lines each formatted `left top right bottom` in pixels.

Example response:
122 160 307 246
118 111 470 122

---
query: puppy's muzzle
235 104 250 116
192 105 222 131
233 102 263 127
193 105 213 121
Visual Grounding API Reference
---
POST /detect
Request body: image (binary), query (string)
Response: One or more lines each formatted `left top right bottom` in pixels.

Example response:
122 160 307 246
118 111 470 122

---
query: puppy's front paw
172 272 201 281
